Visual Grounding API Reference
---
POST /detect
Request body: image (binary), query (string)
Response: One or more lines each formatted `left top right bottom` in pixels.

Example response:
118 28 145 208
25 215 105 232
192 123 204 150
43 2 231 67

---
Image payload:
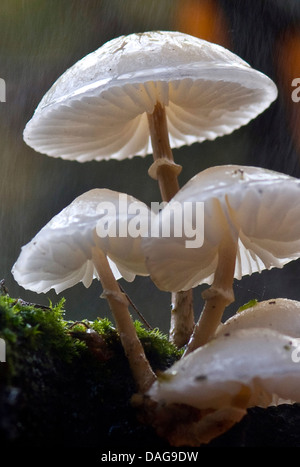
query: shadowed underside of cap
23 31 278 162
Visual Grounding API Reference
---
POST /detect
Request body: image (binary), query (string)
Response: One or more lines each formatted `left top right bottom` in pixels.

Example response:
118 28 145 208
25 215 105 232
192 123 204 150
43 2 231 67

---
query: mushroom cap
12 189 150 294
215 298 300 339
147 328 300 410
23 31 277 162
142 165 300 292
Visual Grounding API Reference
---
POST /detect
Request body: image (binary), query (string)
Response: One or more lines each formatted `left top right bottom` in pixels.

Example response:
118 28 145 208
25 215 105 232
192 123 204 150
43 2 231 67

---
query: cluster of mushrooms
12 31 300 446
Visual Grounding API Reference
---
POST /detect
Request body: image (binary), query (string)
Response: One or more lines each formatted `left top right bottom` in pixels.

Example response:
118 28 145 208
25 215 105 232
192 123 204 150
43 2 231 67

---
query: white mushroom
142 165 300 352
215 298 300 339
146 328 300 446
23 31 278 348
12 189 150 292
23 31 277 170
12 188 155 393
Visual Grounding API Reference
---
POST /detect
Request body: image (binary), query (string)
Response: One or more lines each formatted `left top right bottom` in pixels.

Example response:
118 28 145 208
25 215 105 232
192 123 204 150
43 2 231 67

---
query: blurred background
1 0 300 334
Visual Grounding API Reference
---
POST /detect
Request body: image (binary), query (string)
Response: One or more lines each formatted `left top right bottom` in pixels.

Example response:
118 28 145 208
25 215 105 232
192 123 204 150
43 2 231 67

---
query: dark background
1 0 300 334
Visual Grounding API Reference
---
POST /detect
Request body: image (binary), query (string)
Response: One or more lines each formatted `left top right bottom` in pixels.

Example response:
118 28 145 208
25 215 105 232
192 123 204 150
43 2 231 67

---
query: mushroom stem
184 232 238 355
147 102 182 202
147 102 194 347
92 248 156 393
170 290 194 348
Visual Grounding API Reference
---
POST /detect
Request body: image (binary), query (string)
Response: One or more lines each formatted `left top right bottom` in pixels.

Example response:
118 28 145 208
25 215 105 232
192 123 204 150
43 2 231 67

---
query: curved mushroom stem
147 102 182 201
184 231 238 356
92 247 156 393
147 102 195 347
170 290 194 348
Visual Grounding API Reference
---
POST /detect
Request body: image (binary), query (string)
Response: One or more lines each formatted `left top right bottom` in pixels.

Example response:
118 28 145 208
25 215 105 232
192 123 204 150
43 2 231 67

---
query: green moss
0 292 179 447
134 320 182 369
0 295 84 379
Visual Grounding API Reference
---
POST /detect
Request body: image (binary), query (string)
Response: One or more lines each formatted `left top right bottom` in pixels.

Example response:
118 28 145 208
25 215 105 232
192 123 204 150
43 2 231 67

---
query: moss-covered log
1 291 300 450
0 292 180 448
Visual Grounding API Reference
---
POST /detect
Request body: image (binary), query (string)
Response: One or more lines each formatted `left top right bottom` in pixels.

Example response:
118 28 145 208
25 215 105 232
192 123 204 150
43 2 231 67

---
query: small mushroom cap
142 165 300 292
12 189 150 294
147 328 300 410
215 298 300 338
23 31 277 162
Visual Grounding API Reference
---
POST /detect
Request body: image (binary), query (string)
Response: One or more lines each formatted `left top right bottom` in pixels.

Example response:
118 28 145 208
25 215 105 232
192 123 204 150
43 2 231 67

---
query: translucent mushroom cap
142 165 300 292
147 328 300 411
12 189 150 294
215 298 300 339
23 31 277 162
